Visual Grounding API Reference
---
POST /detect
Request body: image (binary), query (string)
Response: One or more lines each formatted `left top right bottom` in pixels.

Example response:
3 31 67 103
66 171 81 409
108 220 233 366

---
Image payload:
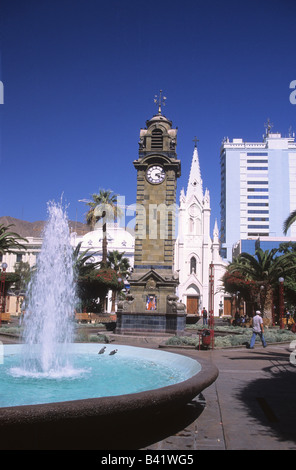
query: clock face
146 165 165 184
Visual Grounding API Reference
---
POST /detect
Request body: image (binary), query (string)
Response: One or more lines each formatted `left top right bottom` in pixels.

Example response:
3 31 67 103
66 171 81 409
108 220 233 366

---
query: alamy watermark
0 341 3 365
94 195 179 240
289 340 296 365
0 81 3 104
289 80 296 104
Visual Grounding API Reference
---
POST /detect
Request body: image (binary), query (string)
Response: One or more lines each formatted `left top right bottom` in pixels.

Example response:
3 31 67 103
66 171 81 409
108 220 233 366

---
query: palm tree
107 250 130 312
84 189 122 266
226 248 296 321
72 242 101 278
0 224 27 255
283 209 296 235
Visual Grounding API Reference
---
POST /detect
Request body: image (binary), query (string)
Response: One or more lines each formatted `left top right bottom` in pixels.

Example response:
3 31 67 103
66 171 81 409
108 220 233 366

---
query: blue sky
0 0 295 234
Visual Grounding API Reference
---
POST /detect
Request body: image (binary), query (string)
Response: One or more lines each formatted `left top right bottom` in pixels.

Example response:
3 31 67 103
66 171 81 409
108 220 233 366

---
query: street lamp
236 291 240 322
279 277 284 329
260 285 265 314
0 262 8 325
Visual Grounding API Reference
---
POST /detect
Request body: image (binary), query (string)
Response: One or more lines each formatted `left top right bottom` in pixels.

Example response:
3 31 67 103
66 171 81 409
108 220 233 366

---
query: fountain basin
0 344 218 450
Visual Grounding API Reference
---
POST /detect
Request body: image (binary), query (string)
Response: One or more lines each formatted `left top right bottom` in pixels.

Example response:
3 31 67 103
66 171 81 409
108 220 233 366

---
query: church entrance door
187 296 199 315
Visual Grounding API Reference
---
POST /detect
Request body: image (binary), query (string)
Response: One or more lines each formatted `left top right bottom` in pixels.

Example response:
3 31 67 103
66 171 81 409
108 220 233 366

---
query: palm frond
283 209 296 235
0 223 28 255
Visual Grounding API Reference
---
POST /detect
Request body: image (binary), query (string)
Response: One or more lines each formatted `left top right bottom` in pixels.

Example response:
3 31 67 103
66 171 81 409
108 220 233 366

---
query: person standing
202 307 208 326
249 310 267 349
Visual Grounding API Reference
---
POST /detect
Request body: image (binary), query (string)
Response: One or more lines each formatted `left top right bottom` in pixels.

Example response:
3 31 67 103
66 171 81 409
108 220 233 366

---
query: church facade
174 143 227 317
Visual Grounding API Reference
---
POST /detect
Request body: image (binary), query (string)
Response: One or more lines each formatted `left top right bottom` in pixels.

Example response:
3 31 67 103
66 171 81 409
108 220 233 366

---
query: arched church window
190 257 196 274
189 218 194 233
151 129 163 149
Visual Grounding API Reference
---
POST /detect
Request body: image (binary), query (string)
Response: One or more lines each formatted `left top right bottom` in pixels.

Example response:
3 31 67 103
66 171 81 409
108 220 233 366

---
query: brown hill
0 216 90 238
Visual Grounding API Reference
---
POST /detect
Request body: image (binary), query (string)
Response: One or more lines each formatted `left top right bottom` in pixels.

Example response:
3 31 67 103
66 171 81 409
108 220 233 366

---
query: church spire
186 139 203 200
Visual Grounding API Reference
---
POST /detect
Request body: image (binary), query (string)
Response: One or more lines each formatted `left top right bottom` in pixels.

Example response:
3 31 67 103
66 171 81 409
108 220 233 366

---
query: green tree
0 224 27 298
84 189 122 266
72 242 101 278
72 241 100 312
0 224 27 255
77 267 122 314
276 242 296 308
107 250 130 311
224 248 296 322
73 242 125 313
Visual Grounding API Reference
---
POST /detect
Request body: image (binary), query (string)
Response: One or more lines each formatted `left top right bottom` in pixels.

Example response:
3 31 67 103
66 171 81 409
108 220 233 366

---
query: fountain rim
0 345 218 426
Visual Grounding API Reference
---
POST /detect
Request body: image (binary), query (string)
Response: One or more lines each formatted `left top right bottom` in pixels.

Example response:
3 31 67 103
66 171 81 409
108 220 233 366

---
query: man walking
249 310 267 349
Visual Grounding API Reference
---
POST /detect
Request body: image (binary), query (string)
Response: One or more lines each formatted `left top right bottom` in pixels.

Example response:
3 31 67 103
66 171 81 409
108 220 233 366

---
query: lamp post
115 274 123 313
235 291 240 324
209 263 214 328
260 285 265 314
0 262 8 325
279 277 284 329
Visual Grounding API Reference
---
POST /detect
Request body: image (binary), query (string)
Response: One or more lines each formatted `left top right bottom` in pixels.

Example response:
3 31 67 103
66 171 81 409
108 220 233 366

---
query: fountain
0 201 218 450
19 200 76 377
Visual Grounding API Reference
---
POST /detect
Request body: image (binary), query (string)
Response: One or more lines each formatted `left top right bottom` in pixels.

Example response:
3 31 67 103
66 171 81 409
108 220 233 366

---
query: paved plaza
109 334 296 450
143 342 296 450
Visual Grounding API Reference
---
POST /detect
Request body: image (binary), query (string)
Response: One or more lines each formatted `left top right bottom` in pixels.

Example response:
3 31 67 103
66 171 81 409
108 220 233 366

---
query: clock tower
116 93 186 334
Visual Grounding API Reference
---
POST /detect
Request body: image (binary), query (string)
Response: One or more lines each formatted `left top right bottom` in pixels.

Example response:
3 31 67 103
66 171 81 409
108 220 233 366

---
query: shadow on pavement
234 350 296 445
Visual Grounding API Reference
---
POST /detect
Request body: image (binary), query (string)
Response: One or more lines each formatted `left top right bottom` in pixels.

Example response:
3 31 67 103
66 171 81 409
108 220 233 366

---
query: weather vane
154 90 167 115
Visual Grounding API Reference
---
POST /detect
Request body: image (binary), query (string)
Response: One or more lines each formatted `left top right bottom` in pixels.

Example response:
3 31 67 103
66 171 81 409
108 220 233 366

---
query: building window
247 181 268 184
247 152 268 156
247 189 269 192
248 217 269 221
151 129 163 150
248 210 269 214
16 254 22 263
248 232 269 237
247 167 268 171
248 202 269 206
190 257 196 274
247 196 269 199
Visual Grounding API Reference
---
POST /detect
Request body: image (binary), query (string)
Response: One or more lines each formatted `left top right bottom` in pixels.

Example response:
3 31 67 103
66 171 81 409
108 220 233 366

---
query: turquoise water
0 344 201 408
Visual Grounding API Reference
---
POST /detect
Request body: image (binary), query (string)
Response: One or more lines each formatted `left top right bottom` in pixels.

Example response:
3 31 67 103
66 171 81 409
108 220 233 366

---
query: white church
2 144 227 317
174 142 227 317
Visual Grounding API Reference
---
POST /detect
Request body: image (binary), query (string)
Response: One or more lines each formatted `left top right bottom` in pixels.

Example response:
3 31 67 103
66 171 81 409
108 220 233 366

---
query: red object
201 329 214 348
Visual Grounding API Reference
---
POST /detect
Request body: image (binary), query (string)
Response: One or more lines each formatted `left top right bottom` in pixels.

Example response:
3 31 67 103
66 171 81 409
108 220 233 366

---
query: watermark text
289 340 296 365
94 195 179 240
289 80 296 104
0 341 3 365
0 81 3 104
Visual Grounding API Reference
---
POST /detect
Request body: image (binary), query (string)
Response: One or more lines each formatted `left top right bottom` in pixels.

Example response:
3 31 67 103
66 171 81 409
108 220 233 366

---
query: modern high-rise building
220 129 296 260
